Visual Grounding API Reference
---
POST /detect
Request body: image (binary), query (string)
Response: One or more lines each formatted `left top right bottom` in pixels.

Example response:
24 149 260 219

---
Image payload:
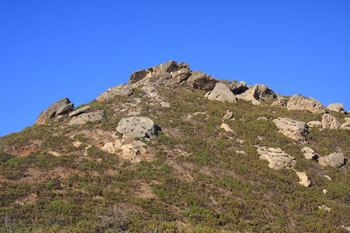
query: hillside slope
1 61 350 232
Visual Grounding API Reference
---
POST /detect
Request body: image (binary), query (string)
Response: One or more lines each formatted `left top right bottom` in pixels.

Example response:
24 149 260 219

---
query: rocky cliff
1 61 350 232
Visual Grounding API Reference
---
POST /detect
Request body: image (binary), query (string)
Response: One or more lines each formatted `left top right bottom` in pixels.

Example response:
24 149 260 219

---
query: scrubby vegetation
0 86 350 232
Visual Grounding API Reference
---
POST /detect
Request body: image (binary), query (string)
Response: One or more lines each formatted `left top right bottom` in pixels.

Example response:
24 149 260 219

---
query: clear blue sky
1 1 349 136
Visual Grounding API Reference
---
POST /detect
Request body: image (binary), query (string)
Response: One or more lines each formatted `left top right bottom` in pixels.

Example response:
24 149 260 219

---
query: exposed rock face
236 84 275 105
141 86 159 98
273 117 308 141
256 146 296 170
205 83 237 103
318 152 345 168
129 61 192 88
116 117 158 139
220 123 234 133
36 98 74 125
186 71 218 91
96 84 133 102
327 103 344 113
287 94 326 114
296 171 312 187
69 106 91 117
307 121 322 128
271 95 288 107
68 110 105 126
341 118 350 130
101 139 149 163
301 147 318 160
230 81 248 95
322 114 341 129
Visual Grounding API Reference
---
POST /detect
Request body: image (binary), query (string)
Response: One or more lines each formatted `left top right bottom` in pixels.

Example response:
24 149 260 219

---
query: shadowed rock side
36 97 74 125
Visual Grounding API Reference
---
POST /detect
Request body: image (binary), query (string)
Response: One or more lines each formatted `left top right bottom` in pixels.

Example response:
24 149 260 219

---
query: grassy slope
0 87 350 232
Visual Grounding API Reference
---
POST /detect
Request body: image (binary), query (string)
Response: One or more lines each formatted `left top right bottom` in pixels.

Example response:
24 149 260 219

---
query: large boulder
327 103 344 113
36 98 74 125
322 114 341 129
116 117 158 139
69 106 91 117
341 118 350 130
68 110 105 126
318 152 345 168
129 61 192 88
301 147 318 160
96 84 133 102
186 71 218 91
287 94 326 114
236 84 275 105
205 83 237 103
273 117 308 141
230 81 248 95
256 146 296 170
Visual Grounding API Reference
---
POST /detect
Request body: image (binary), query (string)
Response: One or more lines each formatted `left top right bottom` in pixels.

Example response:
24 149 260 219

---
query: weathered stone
287 94 326 114
318 152 345 168
205 83 237 103
187 71 218 91
296 171 312 187
236 84 275 105
301 147 318 160
36 98 74 125
341 118 350 130
101 139 148 163
271 95 288 107
116 117 158 139
68 110 105 126
322 114 341 129
96 84 133 102
327 103 344 113
230 81 248 95
220 123 234 133
256 146 296 170
69 106 91 117
223 110 234 120
273 117 308 141
129 70 149 84
141 86 159 98
307 121 322 128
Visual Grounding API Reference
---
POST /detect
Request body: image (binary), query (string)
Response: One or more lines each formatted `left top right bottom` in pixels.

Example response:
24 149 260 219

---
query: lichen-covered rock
36 98 74 125
96 84 133 102
205 83 237 103
287 94 326 114
68 110 105 126
327 103 344 113
256 146 296 170
236 84 275 105
273 117 308 141
296 171 312 187
186 71 218 91
116 117 158 139
301 147 318 160
318 152 345 168
322 114 341 129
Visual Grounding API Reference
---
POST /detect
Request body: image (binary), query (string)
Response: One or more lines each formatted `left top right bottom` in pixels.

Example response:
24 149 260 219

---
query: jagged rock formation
36 98 74 125
273 117 308 141
205 83 237 103
287 94 326 114
186 71 218 91
236 84 275 105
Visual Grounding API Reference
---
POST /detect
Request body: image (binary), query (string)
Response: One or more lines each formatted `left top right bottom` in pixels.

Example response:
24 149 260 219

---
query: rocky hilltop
1 61 350 232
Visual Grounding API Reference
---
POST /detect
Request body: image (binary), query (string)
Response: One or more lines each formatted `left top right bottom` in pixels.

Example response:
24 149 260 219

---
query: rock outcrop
287 94 326 114
230 81 248 95
296 171 312 187
186 71 218 91
341 118 350 130
116 117 158 139
301 147 318 160
327 103 344 113
205 83 237 103
318 152 345 168
256 146 296 170
322 114 341 129
273 117 308 141
36 98 74 125
271 95 288 107
68 110 105 126
96 84 133 102
69 106 91 117
236 84 275 105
